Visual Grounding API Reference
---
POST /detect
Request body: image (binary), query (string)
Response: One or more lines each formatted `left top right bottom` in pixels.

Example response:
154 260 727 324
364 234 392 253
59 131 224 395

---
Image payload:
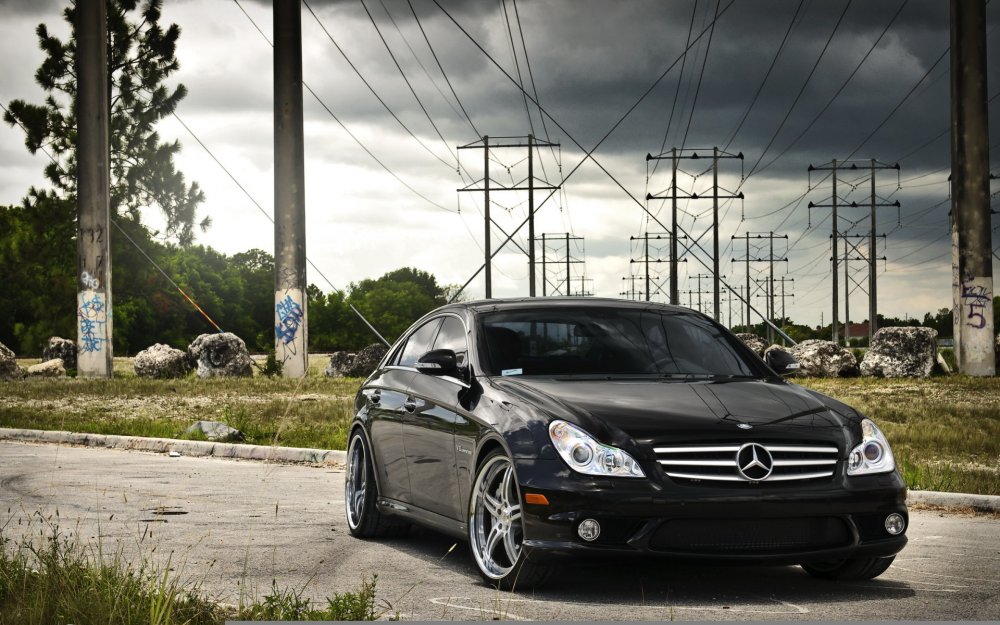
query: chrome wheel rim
345 434 367 529
469 455 523 580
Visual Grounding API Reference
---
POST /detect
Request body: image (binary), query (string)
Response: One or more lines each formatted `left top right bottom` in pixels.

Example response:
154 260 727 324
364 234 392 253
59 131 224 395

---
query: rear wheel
802 555 895 580
345 430 408 538
468 450 552 590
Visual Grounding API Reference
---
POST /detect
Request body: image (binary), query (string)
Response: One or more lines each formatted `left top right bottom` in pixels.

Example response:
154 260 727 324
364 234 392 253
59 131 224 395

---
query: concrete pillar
274 0 308 377
76 0 113 378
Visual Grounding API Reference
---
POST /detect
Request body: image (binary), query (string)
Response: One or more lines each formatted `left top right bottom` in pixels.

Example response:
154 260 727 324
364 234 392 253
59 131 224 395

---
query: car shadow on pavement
365 526 917 607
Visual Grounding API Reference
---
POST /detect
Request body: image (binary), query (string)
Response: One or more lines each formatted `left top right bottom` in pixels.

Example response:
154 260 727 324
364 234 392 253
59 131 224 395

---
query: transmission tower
731 232 788 343
773 277 795 344
457 135 560 298
808 159 900 345
645 147 744 318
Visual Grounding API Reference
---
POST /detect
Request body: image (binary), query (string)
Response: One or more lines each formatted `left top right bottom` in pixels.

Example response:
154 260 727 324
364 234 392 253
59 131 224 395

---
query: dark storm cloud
0 0 62 16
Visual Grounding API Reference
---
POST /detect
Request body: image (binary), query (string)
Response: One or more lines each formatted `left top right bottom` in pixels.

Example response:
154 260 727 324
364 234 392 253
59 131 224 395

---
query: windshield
479 307 759 378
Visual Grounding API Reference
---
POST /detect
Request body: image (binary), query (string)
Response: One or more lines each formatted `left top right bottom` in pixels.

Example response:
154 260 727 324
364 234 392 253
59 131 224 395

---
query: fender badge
737 423 753 430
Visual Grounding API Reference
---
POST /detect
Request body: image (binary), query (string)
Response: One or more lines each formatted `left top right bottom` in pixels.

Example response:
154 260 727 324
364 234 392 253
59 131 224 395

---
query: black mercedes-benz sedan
344 298 907 589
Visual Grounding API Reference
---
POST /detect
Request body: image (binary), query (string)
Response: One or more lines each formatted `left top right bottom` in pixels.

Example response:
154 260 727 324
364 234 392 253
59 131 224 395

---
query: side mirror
765 349 801 376
416 349 458 376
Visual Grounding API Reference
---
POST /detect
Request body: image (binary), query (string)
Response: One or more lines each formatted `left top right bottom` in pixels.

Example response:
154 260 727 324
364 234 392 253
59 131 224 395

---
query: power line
723 0 805 151
407 0 480 138
359 0 457 164
232 0 455 214
301 0 455 170
745 0 854 178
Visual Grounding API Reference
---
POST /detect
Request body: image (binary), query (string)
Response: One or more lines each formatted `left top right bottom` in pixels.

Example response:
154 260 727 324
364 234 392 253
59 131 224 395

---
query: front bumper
514 458 908 565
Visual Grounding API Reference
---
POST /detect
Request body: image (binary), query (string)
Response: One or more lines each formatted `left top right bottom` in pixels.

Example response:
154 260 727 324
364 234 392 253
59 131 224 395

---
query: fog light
577 518 601 542
885 513 905 535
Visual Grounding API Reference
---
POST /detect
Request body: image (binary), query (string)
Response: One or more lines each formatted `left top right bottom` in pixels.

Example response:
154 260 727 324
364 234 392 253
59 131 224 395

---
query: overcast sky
1 0 998 330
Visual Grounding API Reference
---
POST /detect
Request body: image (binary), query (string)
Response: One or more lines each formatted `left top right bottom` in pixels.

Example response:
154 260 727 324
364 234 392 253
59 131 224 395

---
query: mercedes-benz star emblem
736 443 774 481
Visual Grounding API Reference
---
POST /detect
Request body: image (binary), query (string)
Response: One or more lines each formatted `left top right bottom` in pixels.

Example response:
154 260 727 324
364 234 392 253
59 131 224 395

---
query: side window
397 319 443 368
433 316 469 367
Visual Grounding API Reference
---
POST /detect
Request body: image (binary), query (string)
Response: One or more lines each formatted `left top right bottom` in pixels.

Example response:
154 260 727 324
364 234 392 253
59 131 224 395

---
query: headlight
847 418 896 476
548 420 645 478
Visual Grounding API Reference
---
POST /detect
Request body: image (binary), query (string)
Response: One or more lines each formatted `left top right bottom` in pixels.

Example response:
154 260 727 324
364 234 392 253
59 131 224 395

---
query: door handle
403 397 417 413
370 389 381 404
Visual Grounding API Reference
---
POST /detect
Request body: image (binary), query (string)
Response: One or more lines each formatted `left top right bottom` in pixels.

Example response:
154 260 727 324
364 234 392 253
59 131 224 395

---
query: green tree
3 0 206 244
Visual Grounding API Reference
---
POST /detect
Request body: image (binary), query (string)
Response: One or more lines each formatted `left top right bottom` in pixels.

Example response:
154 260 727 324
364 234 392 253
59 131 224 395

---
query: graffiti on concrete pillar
275 293 304 353
961 279 991 330
78 291 108 353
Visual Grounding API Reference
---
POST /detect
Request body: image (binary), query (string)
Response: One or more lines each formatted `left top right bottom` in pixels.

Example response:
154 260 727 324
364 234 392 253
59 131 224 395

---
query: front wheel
468 450 552 590
802 555 895 580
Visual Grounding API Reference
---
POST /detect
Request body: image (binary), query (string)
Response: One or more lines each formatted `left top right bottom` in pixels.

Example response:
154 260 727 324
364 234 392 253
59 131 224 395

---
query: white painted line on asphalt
429 594 810 618
891 565 999 583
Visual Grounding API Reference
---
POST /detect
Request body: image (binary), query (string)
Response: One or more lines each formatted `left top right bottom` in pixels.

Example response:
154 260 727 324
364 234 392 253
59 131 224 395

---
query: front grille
649 517 851 553
654 442 839 483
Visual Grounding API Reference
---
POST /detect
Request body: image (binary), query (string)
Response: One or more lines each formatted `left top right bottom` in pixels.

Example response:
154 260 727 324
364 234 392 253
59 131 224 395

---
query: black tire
468 449 553 590
801 555 895 580
345 430 409 538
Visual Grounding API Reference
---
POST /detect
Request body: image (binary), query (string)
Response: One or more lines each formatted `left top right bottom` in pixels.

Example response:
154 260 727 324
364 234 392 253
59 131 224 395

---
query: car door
402 314 471 521
367 319 441 506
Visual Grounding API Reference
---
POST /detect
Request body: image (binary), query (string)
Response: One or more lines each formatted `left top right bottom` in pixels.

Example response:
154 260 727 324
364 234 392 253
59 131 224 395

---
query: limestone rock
861 326 938 378
27 358 65 377
789 340 859 377
42 336 77 370
0 342 24 380
183 420 244 442
735 333 767 357
187 333 253 378
346 344 388 378
323 351 356 378
135 343 192 379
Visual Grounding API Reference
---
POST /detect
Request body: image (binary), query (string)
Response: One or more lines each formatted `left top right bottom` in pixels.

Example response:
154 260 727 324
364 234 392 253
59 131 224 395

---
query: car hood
489 376 859 455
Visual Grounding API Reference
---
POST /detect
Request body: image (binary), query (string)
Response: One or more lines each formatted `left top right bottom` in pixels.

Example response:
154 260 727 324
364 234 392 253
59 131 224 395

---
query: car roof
438 297 695 316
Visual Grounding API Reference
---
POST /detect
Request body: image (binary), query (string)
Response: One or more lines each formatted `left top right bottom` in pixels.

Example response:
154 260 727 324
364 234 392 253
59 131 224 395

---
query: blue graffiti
78 293 107 353
275 295 304 345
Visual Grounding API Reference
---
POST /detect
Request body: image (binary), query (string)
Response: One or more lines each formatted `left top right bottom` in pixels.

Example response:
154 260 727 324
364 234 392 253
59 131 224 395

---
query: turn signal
524 493 549 505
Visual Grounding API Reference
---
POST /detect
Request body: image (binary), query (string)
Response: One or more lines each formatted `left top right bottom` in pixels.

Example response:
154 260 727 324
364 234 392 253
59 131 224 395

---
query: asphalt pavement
1 440 997 620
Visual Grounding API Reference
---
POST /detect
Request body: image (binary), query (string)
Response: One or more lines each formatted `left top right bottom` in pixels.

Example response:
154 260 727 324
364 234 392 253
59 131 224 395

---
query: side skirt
377 497 467 541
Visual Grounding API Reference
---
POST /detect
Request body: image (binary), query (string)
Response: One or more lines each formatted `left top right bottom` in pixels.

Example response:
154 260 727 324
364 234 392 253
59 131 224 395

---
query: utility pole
950 0 995 375
629 232 684 302
646 147 744 316
458 135 560 298
274 0 308 378
693 273 714 314
620 275 644 301
773 277 795 344
731 232 787 341
76 0 113 378
536 233 584 296
809 159 899 345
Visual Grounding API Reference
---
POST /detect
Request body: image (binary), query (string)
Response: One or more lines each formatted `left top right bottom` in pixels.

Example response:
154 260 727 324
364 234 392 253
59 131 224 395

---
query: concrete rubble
42 336 77 370
187 332 253 378
788 339 859 377
861 326 938 378
734 333 767 357
27 358 65 377
0 342 24 380
134 343 192 378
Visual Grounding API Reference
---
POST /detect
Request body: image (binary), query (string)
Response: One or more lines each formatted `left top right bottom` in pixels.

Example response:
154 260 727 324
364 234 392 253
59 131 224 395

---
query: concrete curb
907 489 1000 512
2 428 997 511
0 428 345 466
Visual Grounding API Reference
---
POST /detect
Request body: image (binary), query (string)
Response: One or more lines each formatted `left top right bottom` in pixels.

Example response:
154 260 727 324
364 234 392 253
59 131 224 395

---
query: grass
3 356 998 495
798 376 1000 496
2 354 359 451
0 514 384 624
